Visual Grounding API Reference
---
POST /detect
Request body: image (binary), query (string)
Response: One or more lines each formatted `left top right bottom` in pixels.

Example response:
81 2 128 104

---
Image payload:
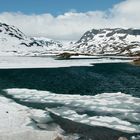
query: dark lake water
0 63 140 97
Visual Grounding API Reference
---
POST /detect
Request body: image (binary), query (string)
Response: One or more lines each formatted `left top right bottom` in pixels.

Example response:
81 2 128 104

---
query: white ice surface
0 96 60 140
0 130 59 140
4 88 140 133
0 56 132 69
0 96 31 132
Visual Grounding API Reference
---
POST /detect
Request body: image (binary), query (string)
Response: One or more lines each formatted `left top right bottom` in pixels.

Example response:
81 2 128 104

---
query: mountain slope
72 28 140 56
0 22 63 56
1 22 140 56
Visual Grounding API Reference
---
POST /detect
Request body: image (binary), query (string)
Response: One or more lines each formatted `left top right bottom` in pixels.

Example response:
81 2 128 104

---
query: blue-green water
0 63 140 97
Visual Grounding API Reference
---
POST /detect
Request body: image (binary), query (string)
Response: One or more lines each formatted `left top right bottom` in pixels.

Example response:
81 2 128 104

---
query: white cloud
0 0 140 41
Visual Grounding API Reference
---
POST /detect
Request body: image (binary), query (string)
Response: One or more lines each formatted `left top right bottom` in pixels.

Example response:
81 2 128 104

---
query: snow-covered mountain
1 22 140 56
72 28 140 56
0 22 63 56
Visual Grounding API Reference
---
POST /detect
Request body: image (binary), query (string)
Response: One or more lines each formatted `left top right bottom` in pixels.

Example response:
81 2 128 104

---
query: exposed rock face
72 28 140 56
0 23 27 40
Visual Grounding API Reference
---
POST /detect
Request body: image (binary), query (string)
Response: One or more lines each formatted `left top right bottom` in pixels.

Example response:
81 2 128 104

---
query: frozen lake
0 56 132 69
0 56 140 140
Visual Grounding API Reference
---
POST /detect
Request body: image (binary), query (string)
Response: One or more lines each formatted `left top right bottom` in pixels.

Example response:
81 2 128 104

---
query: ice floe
4 88 140 134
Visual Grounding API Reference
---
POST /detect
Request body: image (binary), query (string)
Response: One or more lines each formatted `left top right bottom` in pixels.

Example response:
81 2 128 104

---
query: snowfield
0 96 62 140
0 22 64 56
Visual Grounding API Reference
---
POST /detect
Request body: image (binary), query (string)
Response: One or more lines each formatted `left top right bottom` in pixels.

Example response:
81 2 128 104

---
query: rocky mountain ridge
71 28 140 56
1 22 140 56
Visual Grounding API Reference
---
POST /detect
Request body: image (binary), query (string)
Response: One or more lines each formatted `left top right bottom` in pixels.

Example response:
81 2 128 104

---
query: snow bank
0 130 58 140
0 96 61 140
0 96 31 132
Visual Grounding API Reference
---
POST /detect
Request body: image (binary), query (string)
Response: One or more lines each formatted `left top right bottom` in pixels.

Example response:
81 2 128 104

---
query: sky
0 0 140 41
0 0 123 15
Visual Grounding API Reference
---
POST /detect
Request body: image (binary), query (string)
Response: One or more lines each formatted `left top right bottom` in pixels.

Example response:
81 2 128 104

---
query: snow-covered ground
0 95 62 140
4 88 140 134
70 55 137 59
0 56 132 69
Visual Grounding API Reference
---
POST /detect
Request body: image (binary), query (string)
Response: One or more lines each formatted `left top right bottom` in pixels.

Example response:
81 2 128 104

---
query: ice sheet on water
47 107 139 133
0 56 132 69
4 88 140 133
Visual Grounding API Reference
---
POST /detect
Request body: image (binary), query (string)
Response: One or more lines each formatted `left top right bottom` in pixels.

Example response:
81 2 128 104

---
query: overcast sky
0 0 140 41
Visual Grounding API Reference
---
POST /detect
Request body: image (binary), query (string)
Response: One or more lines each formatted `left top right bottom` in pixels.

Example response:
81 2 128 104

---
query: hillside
71 28 140 56
0 22 63 56
1 22 140 56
